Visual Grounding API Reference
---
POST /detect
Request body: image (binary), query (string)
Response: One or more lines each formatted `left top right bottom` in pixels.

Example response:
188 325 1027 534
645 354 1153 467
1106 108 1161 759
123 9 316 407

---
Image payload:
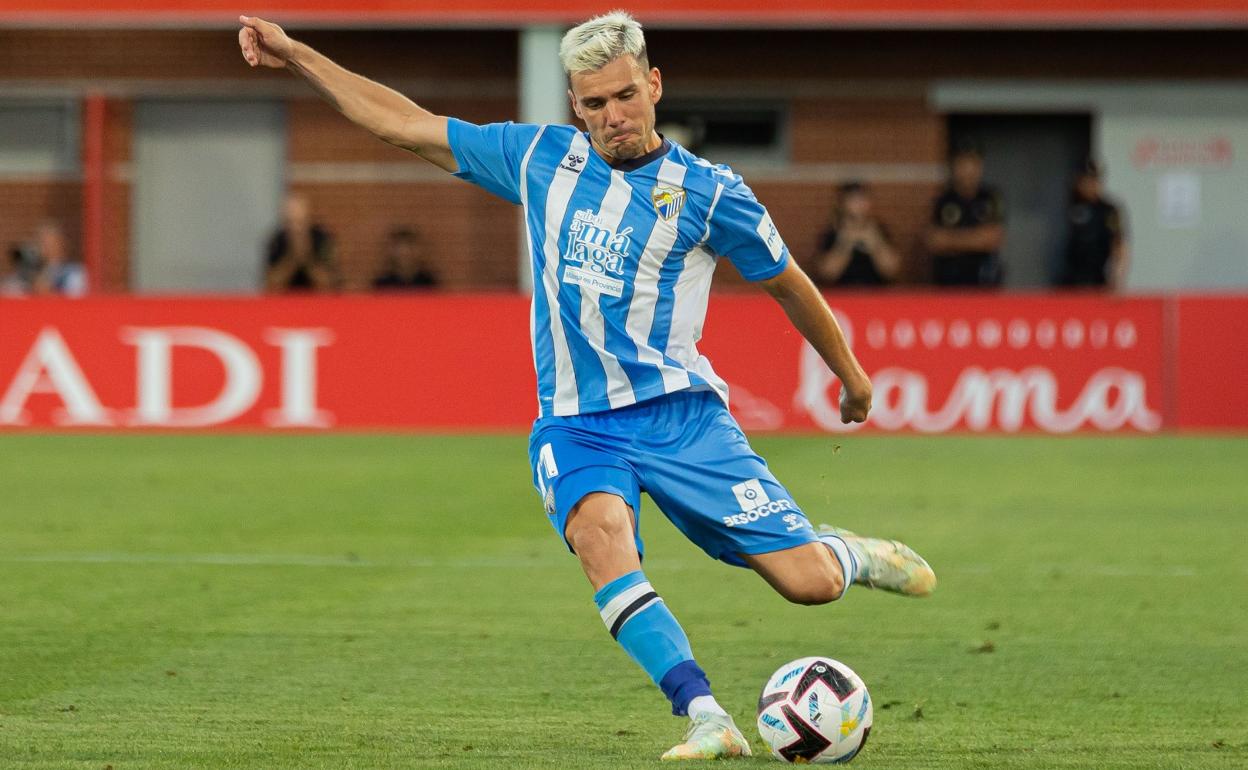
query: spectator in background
265 192 340 293
926 145 1005 287
30 221 87 297
1060 159 1128 290
811 181 901 287
373 227 439 290
2 245 33 296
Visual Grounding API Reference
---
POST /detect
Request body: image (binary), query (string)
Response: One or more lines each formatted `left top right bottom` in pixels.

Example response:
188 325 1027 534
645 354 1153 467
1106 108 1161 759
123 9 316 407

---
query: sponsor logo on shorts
723 478 794 527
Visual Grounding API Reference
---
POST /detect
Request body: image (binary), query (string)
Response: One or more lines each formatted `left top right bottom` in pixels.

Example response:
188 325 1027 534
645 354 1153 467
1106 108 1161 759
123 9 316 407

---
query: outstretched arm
238 15 456 172
759 260 872 424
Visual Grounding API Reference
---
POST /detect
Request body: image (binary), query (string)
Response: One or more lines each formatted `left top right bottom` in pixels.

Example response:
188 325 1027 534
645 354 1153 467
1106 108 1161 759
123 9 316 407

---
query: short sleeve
61 265 87 297
447 119 543 205
707 180 790 282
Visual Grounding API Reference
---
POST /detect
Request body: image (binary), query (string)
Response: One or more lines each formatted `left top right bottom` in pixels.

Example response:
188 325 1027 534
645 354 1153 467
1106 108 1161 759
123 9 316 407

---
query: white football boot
660 713 752 761
820 524 937 597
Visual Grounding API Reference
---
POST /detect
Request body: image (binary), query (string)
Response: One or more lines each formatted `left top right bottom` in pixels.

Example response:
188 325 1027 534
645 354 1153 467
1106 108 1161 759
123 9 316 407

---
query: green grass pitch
1 434 1245 769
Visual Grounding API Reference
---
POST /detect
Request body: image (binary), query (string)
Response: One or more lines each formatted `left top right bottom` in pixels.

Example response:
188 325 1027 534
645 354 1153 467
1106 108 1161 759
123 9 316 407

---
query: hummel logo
559 153 587 173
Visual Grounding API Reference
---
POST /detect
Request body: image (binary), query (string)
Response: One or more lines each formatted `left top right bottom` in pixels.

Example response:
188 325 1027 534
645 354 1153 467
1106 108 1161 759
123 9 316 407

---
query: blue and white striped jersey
448 119 790 417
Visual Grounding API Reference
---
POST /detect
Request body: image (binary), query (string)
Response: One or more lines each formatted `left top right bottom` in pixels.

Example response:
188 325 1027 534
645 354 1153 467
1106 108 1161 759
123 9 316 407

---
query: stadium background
2 2 1246 432
2 4 1247 769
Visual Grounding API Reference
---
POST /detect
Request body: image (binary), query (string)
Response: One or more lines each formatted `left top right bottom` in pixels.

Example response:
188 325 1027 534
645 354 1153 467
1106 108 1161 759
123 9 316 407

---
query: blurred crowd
2 221 87 297
5 152 1125 298
812 147 1128 291
264 192 439 295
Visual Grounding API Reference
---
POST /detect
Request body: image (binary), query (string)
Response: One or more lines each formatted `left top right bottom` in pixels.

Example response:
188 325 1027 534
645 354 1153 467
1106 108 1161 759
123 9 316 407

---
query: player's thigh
639 397 819 566
528 424 644 557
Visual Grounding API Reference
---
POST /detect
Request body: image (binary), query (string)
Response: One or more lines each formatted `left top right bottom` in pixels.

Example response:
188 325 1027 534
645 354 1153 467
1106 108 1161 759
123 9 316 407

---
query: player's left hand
839 378 872 424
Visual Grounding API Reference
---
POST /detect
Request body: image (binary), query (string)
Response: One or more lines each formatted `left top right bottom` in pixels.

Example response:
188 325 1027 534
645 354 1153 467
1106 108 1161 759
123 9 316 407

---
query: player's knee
564 495 633 558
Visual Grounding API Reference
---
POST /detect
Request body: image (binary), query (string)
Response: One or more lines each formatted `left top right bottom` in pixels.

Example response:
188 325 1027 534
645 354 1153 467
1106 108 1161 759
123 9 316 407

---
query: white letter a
0 327 110 426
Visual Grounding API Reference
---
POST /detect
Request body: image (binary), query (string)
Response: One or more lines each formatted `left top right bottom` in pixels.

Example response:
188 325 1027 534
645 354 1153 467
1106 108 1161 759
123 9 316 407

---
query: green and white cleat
820 525 937 597
660 713 752 761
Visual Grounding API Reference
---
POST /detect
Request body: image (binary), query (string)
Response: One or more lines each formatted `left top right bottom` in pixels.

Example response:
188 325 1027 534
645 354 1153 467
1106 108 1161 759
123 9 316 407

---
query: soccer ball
756 657 873 764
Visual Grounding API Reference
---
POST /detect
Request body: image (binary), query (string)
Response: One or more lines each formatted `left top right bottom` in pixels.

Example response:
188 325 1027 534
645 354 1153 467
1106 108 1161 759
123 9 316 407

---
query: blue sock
594 570 712 716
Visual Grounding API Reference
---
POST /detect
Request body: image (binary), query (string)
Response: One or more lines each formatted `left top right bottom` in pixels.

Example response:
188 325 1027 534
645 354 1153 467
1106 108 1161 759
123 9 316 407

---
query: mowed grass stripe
1 434 1245 769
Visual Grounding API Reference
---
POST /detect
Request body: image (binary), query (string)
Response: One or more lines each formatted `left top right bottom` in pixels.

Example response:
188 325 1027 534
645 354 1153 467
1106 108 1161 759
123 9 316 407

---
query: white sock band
598 580 661 638
820 535 856 601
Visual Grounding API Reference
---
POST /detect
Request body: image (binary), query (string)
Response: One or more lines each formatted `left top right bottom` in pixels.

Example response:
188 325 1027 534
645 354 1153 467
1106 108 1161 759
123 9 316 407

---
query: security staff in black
1060 160 1127 289
927 146 1005 287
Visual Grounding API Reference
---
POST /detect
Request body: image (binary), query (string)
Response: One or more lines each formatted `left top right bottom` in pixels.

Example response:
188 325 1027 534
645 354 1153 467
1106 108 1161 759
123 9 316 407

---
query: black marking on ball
789 660 856 704
778 704 832 762
757 690 788 715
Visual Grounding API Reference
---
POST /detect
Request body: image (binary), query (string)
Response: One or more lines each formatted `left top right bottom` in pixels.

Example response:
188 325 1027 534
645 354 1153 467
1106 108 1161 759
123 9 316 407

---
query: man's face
843 191 871 220
1075 174 1102 201
36 226 66 262
283 194 311 227
952 154 983 194
388 237 421 270
568 54 662 162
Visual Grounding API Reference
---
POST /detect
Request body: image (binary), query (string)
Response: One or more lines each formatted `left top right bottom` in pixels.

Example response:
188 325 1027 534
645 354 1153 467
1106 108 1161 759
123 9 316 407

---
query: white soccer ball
756 656 873 764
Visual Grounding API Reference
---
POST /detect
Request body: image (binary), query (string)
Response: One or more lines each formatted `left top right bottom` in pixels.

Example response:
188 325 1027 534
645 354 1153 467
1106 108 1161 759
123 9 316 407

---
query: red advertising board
701 294 1167 433
0 295 536 431
1 0 1246 27
1174 295 1248 430
2 293 1240 433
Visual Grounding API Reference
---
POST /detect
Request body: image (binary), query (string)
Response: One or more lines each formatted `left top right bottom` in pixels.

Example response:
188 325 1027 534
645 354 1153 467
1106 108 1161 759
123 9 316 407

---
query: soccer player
240 12 936 760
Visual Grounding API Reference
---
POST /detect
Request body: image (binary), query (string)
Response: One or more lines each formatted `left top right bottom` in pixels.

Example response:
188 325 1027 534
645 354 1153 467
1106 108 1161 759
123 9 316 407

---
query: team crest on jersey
651 185 686 221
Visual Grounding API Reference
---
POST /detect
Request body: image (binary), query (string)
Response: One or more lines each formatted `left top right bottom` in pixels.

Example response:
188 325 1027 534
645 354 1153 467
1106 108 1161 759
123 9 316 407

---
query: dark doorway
948 114 1092 288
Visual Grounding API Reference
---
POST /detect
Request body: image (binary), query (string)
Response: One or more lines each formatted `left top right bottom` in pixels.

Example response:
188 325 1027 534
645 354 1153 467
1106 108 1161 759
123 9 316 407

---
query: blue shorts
527 389 819 567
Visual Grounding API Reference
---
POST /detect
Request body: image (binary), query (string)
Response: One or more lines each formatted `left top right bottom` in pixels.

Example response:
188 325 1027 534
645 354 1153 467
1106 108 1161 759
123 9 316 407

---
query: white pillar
516 25 568 293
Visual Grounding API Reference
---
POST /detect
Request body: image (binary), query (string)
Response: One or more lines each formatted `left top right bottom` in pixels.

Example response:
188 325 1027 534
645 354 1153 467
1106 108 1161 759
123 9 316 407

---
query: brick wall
2 28 1245 292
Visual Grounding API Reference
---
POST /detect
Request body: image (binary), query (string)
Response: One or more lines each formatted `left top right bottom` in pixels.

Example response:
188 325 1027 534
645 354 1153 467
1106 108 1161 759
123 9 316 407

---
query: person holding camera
3 246 33 296
812 181 901 287
264 192 340 293
6 222 87 297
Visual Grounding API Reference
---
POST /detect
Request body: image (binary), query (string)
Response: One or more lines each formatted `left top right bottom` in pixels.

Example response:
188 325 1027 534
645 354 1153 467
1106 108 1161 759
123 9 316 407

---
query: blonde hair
559 10 648 75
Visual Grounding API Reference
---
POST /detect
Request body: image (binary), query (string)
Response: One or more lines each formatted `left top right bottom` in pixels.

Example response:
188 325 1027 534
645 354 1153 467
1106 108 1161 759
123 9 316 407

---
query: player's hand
839 377 872 424
238 15 294 69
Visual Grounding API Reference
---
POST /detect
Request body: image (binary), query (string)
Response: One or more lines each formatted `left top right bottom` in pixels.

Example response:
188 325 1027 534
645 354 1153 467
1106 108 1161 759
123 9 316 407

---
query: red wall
1 293 1242 433
4 0 1247 26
